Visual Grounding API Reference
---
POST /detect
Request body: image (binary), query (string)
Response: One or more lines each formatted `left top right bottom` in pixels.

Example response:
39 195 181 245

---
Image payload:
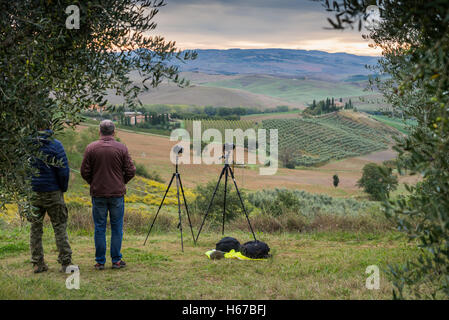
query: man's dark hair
100 120 115 136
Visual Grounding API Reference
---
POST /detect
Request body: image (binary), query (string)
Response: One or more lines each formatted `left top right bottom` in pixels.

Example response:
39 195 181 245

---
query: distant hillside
106 81 303 109
176 49 379 80
202 74 368 105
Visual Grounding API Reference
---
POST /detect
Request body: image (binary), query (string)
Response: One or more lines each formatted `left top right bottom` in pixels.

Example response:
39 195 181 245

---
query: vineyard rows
262 113 390 166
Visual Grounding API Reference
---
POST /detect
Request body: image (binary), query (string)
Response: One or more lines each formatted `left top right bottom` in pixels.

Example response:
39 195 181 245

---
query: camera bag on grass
240 240 271 259
216 237 241 253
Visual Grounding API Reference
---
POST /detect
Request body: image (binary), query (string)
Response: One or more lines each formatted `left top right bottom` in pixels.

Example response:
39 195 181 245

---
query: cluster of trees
204 106 251 117
171 110 241 121
304 97 346 116
357 163 398 201
343 99 354 110
120 112 170 127
171 105 292 120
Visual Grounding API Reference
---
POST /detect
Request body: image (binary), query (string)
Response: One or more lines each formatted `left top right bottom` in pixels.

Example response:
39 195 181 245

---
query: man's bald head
99 120 115 136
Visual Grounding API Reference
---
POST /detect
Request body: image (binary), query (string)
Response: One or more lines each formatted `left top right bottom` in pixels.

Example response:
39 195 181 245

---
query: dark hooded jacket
31 130 70 193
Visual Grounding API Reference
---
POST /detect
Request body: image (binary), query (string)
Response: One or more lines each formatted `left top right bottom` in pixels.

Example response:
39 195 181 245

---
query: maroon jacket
81 136 136 197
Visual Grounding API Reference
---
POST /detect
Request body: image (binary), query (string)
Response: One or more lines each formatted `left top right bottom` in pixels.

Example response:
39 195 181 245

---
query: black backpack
241 240 270 259
216 237 241 253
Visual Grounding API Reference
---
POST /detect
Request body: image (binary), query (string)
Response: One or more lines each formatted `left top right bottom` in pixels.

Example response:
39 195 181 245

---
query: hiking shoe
112 260 126 269
60 264 79 273
94 263 105 271
33 262 48 274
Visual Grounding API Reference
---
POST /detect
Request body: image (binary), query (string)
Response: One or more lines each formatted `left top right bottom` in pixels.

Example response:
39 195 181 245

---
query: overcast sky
151 0 380 56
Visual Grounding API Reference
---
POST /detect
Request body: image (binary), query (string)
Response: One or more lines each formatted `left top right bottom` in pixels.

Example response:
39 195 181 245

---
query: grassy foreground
0 225 417 300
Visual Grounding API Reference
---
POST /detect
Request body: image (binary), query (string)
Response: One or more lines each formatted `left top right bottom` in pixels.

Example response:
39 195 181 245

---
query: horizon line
178 47 381 57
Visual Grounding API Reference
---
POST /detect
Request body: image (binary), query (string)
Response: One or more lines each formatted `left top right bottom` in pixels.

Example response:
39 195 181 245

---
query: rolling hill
111 82 303 109
106 49 382 110
262 111 400 166
202 74 368 105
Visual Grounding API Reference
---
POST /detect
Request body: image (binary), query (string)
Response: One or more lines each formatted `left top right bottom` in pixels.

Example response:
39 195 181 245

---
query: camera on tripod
222 143 235 151
173 145 184 155
196 142 257 243
144 143 195 252
221 143 236 162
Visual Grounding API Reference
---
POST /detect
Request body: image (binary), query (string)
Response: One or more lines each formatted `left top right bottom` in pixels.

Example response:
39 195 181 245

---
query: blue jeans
92 197 125 264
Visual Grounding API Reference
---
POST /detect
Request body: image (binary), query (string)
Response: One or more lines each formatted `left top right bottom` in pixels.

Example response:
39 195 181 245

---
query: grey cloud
156 0 332 35
149 0 375 55
164 0 322 11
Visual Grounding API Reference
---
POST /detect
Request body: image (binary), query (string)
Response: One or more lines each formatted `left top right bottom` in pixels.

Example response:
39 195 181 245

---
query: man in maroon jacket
81 120 136 270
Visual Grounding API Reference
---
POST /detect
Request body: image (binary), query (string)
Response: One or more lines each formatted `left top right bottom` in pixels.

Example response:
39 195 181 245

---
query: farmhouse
88 104 105 113
124 111 145 125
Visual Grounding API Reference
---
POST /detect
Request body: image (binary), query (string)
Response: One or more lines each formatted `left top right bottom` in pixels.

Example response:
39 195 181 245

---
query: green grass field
0 225 418 300
370 115 417 134
204 76 368 105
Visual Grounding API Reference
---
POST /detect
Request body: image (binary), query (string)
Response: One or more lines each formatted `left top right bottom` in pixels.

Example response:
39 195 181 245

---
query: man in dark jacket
30 130 73 273
81 120 136 270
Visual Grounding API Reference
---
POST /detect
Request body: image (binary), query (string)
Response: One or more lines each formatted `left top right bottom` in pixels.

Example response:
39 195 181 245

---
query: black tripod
143 148 195 252
195 144 257 243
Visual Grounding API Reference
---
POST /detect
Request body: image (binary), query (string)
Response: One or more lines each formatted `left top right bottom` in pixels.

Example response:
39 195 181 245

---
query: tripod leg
222 166 228 236
228 166 257 241
178 174 196 244
175 173 184 252
195 166 226 243
143 173 175 245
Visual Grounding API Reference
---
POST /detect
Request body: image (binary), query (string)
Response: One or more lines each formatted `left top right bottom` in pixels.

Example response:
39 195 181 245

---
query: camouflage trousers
29 191 72 266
